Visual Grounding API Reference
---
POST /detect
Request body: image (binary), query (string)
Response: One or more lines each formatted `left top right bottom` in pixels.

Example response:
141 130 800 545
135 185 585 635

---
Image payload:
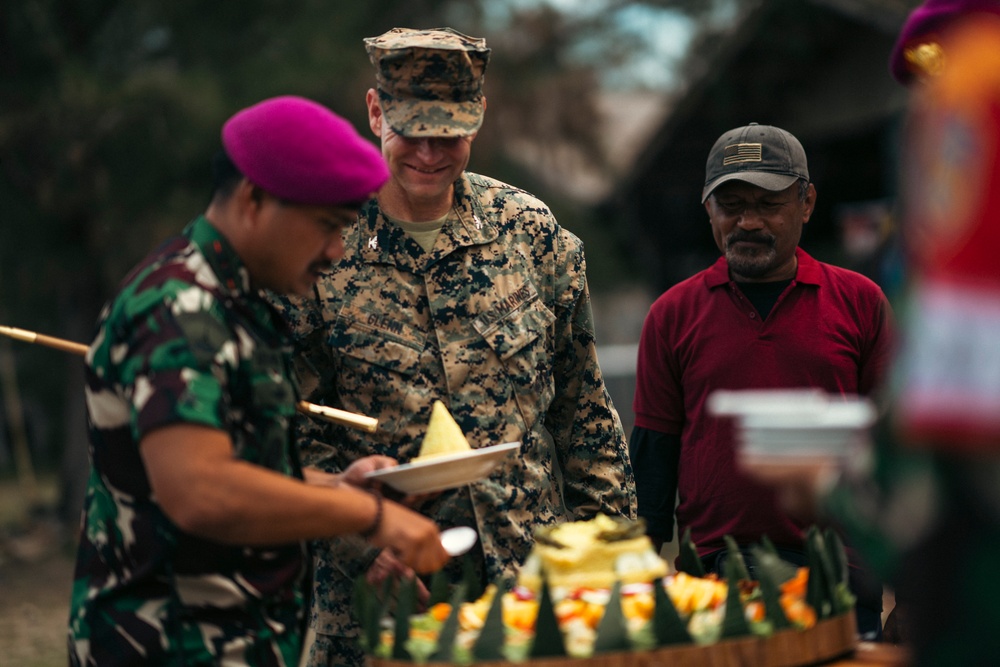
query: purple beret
890 0 1000 84
222 95 389 206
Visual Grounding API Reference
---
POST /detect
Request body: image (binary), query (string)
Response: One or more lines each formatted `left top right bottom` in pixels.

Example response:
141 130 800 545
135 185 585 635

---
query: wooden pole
0 325 377 433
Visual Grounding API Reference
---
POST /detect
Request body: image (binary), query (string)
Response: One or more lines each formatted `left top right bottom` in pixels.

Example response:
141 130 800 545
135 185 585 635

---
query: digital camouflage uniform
271 171 637 664
68 216 308 666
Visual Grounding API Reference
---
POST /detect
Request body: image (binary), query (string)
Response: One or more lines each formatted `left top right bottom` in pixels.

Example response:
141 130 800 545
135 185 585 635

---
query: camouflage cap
364 27 490 138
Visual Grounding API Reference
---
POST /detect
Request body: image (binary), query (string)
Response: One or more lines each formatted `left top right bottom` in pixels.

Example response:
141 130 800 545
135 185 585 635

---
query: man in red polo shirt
631 122 894 639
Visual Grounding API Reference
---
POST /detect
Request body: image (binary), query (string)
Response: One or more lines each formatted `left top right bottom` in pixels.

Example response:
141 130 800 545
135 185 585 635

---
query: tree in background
0 0 731 527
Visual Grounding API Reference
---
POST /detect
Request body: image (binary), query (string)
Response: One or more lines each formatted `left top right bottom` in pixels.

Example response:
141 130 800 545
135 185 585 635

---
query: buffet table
828 641 910 666
369 613 913 667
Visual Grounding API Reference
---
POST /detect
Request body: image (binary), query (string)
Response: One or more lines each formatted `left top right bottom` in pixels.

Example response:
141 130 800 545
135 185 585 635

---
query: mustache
726 230 776 247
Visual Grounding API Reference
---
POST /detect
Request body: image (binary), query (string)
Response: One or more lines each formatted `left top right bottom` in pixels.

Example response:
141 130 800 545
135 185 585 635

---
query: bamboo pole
0 325 377 433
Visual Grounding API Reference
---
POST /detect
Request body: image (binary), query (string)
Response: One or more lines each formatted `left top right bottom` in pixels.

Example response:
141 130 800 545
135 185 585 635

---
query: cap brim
381 97 484 138
701 172 800 203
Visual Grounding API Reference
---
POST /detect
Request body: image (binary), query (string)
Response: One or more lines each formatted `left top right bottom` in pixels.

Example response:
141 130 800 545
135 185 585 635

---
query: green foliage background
1 0 734 516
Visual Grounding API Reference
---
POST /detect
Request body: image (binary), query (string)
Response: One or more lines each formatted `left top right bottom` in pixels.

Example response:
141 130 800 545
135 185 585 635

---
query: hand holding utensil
439 526 478 557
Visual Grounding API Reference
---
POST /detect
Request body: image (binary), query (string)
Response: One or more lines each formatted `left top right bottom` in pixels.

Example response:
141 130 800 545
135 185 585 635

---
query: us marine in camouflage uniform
270 28 637 667
67 96 449 667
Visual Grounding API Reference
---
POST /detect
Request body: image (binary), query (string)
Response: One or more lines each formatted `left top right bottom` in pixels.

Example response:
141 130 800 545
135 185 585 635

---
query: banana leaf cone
472 580 511 662
530 578 567 658
593 580 630 654
392 575 419 660
805 527 837 619
429 584 468 663
653 576 693 646
750 545 795 630
677 527 706 577
823 527 856 614
724 535 751 582
353 574 393 653
428 568 451 606
759 534 780 557
721 555 752 638
352 576 376 652
461 551 485 602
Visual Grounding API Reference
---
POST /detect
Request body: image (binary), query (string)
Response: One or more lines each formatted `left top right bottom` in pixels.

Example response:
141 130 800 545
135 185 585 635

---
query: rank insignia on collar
474 215 483 230
367 235 378 250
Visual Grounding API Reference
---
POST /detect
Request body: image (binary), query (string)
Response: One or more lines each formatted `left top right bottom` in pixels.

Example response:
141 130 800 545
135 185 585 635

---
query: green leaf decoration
653 578 692 646
352 575 371 622
371 577 393 653
724 535 751 582
720 556 752 638
352 576 378 653
594 581 630 654
429 584 467 663
824 528 848 585
472 580 511 662
530 580 567 658
353 576 389 653
461 551 485 602
677 527 706 577
760 534 779 557
823 528 857 613
380 575 394 600
814 529 843 616
392 575 418 660
749 546 793 630
354 576 393 652
805 527 836 619
750 543 798 585
428 569 451 606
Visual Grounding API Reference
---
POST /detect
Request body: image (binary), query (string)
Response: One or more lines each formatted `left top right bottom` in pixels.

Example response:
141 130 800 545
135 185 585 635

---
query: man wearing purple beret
888 0 1000 84
67 95 450 667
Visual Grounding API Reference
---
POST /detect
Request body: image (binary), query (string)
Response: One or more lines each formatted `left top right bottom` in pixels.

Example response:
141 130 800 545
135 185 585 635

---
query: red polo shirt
633 248 893 555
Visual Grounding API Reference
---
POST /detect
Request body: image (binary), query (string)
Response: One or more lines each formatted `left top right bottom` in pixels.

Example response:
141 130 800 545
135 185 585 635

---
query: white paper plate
707 389 830 417
709 389 876 461
364 442 521 494
740 400 876 429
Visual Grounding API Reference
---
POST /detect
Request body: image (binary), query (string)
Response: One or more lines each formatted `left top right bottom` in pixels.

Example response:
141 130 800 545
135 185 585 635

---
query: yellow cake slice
412 400 472 462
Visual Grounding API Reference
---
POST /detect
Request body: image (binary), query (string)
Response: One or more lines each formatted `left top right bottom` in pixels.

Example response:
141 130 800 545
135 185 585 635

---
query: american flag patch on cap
723 143 763 165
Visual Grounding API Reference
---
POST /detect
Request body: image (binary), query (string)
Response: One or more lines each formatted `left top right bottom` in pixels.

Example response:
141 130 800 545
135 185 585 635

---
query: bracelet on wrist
360 489 383 540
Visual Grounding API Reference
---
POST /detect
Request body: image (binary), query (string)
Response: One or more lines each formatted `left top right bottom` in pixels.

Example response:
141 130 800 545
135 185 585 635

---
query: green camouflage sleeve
266 288 383 603
266 289 343 465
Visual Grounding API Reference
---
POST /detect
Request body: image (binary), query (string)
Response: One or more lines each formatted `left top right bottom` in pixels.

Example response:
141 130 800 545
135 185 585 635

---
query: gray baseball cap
701 123 809 202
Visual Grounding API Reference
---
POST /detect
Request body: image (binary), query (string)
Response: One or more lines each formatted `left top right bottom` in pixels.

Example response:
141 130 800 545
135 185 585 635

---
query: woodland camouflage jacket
69 216 308 666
